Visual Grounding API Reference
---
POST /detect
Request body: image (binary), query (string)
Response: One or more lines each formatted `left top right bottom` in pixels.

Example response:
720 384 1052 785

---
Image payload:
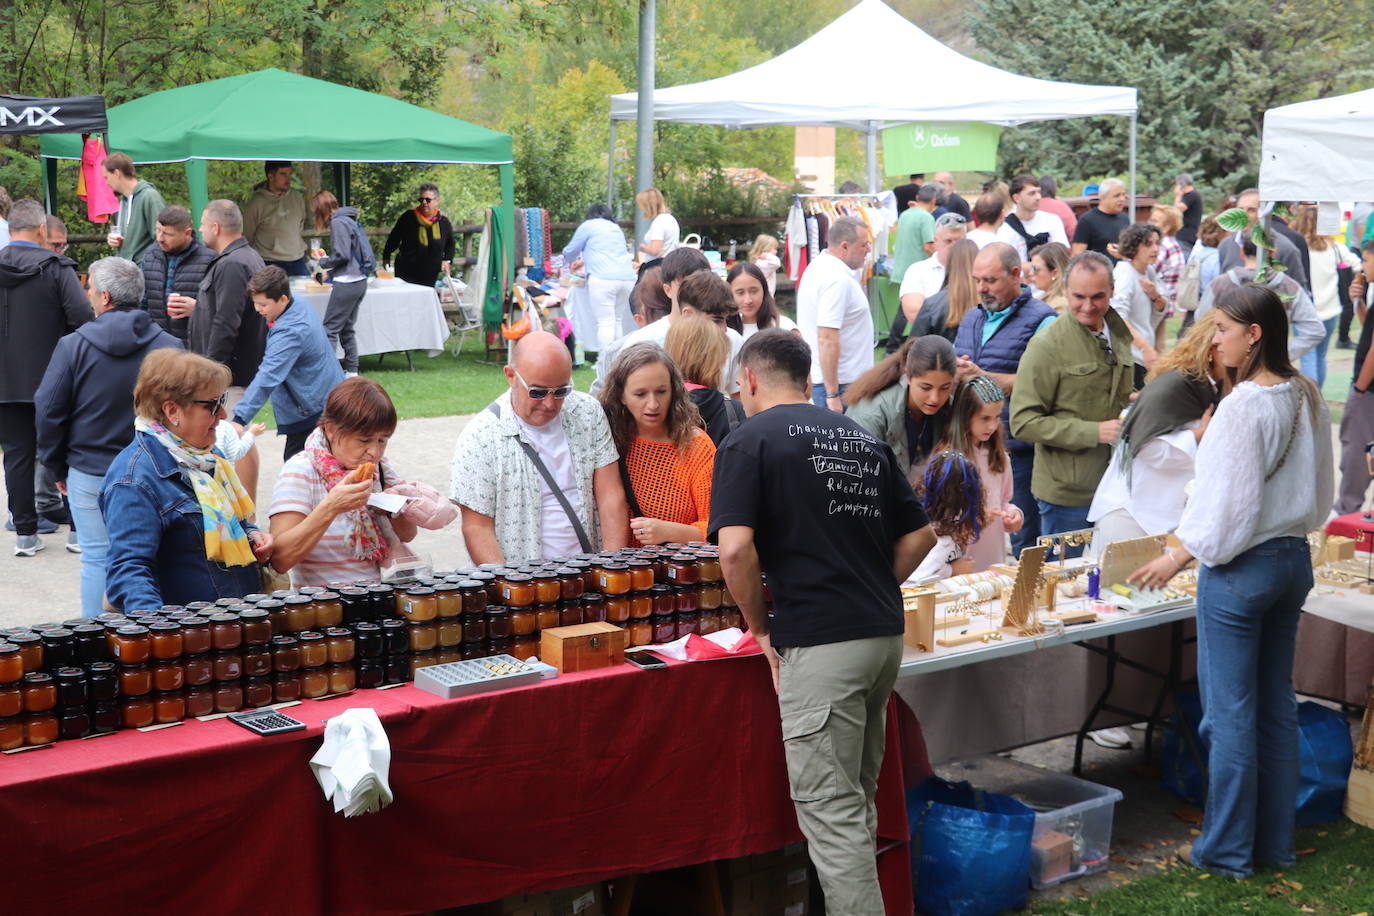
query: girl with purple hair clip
908 449 987 582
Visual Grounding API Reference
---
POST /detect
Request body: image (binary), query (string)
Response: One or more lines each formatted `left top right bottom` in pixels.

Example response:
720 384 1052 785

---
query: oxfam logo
909 125 927 149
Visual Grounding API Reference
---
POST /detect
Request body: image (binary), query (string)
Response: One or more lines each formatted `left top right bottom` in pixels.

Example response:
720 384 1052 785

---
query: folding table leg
1074 635 1119 776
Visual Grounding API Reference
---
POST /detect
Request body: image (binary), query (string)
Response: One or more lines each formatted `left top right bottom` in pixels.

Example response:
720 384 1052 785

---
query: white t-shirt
796 251 874 387
595 315 743 394
966 227 1000 249
741 313 798 339
515 413 586 560
899 257 946 299
996 210 1069 261
644 213 680 257
909 534 962 583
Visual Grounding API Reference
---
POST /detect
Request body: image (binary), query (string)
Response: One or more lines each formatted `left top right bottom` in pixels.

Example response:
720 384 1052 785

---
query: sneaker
1337 338 1356 350
1087 727 1133 749
65 532 81 554
14 535 44 557
344 371 359 379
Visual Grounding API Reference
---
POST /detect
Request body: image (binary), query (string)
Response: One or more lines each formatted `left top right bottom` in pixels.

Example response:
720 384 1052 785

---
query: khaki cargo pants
776 634 903 916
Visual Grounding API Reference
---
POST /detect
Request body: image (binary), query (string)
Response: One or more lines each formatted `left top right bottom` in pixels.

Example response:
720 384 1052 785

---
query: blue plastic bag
907 776 1034 916
1297 701 1353 826
1160 690 1208 804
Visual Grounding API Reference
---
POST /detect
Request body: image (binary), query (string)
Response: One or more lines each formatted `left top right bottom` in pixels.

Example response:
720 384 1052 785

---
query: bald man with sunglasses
450 331 628 564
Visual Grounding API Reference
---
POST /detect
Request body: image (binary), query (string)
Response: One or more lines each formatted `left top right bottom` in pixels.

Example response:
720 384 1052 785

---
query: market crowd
2 166 1371 914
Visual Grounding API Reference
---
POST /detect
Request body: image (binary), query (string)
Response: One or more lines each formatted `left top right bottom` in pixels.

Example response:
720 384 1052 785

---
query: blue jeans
1192 536 1310 878
811 382 848 409
67 468 109 617
1299 316 1338 389
265 257 310 278
1035 499 1092 560
1009 449 1040 557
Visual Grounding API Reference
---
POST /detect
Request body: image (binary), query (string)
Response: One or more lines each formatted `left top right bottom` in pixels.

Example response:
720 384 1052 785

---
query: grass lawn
1028 821 1374 915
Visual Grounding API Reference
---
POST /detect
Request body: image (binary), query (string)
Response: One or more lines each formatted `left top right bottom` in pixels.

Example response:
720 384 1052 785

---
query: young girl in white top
727 261 797 339
1130 284 1334 880
215 419 265 462
749 233 782 294
909 450 987 582
636 188 680 259
936 375 1023 570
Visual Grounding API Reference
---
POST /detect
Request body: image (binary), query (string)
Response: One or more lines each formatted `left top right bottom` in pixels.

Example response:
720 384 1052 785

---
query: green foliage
1216 208 1250 233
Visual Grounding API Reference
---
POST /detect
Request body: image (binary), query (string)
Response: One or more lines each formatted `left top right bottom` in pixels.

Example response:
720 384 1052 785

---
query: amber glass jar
326 664 356 694
241 643 271 677
465 571 496 604
213 680 243 713
499 574 536 608
182 686 212 718
297 667 328 698
628 591 653 621
339 587 370 624
381 619 409 655
600 593 630 623
363 584 393 619
384 654 409 683
0 714 23 749
243 676 273 708
147 621 183 660
111 625 151 664
651 613 677 644
409 651 439 676
270 635 300 672
238 610 272 646
353 622 383 659
153 690 186 723
458 580 488 614
183 654 213 687
324 627 356 664
400 620 432 652
627 559 655 592
648 584 675 616
72 624 107 664
722 608 744 631
527 571 558 606
507 608 536 637
89 700 119 732
256 599 287 635
698 610 722 635
484 638 511 658
40 628 77 668
88 662 118 701
10 633 42 672
431 584 461 620
53 667 87 706
356 658 384 689
20 671 56 712
313 592 343 628
554 567 582 601
426 618 458 649
665 554 700 585
696 551 722 583
211 651 242 682
698 579 724 609
151 659 185 692
597 562 632 596
510 635 539 661
676 611 702 639
0 684 19 718
485 609 512 639
580 593 604 623
0 643 21 685
400 587 438 622
209 613 243 650
20 711 58 746
298 632 327 668
119 696 155 728
556 602 582 627
272 672 301 703
180 617 211 655
534 605 560 632
461 610 488 644
283 596 315 633
627 619 653 648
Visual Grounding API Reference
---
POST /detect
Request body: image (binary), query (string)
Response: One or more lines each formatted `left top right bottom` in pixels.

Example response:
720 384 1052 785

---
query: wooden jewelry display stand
902 587 936 652
1347 681 1374 828
1099 534 1168 591
1000 545 1047 635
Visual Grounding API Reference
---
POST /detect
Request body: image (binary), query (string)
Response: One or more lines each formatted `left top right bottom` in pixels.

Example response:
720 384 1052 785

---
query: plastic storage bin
939 755 1123 889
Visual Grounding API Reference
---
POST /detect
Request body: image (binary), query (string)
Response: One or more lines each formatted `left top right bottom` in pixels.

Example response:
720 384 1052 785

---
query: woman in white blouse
636 188 680 259
1111 222 1166 384
1131 284 1334 880
1089 311 1227 544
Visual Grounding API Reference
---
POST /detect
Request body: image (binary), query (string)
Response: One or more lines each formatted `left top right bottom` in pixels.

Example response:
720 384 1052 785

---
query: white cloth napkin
309 708 394 817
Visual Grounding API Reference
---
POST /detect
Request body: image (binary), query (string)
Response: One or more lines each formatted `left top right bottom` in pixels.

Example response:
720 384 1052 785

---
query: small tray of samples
414 655 543 700
1102 583 1191 615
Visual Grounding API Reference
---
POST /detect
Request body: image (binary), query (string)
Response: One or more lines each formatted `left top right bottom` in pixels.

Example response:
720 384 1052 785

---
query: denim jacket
100 431 261 610
231 296 344 434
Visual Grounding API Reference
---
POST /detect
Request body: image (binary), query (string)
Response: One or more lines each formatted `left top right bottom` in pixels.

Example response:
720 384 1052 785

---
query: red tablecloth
0 655 924 915
1326 512 1374 547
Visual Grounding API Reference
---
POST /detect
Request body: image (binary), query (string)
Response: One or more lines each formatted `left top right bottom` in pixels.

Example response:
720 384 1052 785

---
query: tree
967 0 1374 197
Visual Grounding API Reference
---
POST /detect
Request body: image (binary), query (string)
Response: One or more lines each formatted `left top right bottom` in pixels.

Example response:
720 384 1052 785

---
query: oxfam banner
882 121 1001 175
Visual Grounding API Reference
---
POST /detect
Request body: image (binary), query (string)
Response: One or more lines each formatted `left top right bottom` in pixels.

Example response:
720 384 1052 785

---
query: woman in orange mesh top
597 341 716 545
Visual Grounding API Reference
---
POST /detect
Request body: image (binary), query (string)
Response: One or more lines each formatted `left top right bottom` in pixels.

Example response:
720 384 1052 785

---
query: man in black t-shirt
1072 178 1131 262
892 173 924 212
1173 173 1203 250
710 330 934 915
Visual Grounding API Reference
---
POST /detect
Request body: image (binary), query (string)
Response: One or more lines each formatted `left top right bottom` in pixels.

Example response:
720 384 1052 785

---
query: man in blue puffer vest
231 266 344 460
953 242 1057 557
140 205 214 342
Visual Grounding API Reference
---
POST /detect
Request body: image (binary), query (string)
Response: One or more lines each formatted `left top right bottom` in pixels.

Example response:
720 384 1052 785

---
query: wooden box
540 622 626 673
902 587 936 652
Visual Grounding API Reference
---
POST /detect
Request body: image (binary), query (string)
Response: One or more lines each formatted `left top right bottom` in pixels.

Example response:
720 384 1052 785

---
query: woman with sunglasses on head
597 342 715 546
101 349 273 610
1129 284 1334 880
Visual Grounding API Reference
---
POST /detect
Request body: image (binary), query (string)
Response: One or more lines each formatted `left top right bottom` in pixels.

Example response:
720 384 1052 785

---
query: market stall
295 277 450 362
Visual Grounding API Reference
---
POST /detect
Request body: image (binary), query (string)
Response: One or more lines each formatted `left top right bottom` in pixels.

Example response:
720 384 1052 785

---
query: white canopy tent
609 0 1139 199
1259 88 1374 203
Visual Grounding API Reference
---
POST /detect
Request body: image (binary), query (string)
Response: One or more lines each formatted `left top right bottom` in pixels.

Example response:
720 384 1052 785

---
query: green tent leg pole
333 162 350 207
498 160 515 286
185 159 209 224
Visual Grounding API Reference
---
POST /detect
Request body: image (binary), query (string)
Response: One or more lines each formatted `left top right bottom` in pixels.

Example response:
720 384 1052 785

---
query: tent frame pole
634 0 656 244
607 119 617 209
865 121 878 194
1128 112 1137 219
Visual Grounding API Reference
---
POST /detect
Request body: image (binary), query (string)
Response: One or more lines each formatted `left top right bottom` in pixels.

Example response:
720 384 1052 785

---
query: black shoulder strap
619 457 645 518
1004 213 1037 245
488 400 592 552
725 398 743 434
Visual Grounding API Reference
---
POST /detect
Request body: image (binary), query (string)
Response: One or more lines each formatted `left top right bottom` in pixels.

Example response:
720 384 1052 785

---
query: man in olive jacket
1010 252 1134 557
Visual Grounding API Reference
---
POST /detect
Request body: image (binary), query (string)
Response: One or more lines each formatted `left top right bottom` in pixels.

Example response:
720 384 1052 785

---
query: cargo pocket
781 703 837 802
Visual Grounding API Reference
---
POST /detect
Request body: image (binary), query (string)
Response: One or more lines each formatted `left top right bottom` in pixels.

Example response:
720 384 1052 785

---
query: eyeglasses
418 196 438 203
1096 335 1117 367
48 242 68 253
514 368 573 401
190 392 229 414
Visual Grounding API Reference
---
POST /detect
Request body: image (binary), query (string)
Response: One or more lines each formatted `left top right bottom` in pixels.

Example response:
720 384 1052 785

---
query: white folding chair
444 272 482 356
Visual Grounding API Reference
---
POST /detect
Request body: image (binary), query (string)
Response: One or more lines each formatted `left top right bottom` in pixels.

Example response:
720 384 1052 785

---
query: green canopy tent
39 67 513 323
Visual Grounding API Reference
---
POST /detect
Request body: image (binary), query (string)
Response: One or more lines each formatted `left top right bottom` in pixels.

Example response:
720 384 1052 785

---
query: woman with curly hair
1112 221 1166 384
909 450 986 582
597 341 715 545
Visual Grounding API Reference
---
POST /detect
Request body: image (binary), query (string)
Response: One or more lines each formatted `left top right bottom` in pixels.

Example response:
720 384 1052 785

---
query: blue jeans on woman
1192 536 1311 878
1299 316 1338 388
66 467 109 617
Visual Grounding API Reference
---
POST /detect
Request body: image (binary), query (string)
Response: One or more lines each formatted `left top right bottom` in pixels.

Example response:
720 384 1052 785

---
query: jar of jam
427 583 458 620
72 624 107 664
384 654 409 684
407 621 438 653
381 619 409 655
627 559 655 592
676 610 701 639
237 610 271 646
484 638 511 658
38 628 75 668
210 651 242 682
553 567 581 601
666 554 700 586
339 587 370 623
187 601 216 615
179 617 211 655
674 586 700 613
25 710 60 744
510 635 539 661
353 622 383 658
580 593 604 623
696 551 723 583
0 714 22 750
110 625 150 664
433 647 460 665
216 596 244 608
554 601 580 627
257 600 288 635
241 644 272 678
698 610 722 635
459 642 484 661
243 676 273 708
270 634 301 671
0 642 21 684
9 633 42 671
356 658 384 689
534 604 560 632
241 594 268 606
485 609 512 639
649 584 676 616
52 667 87 706
722 608 744 631
21 671 57 711
141 621 181 660
298 632 328 668
503 607 534 638
183 654 213 687
365 584 395 619
0 684 19 718
525 571 558 605
209 613 243 650
118 663 152 696
698 581 723 611
596 562 631 595
559 558 590 591
596 591 630 623
324 627 356 664
399 587 436 623
272 672 301 703
91 700 120 733
300 665 331 698
467 571 498 604
87 661 118 701
283 596 315 633
457 580 487 615
118 695 155 728
213 680 243 713
651 613 677 644
455 609 487 645
436 617 465 647
499 574 536 607
313 592 343 628
628 619 653 647
326 664 356 694
153 690 186 723
625 590 652 621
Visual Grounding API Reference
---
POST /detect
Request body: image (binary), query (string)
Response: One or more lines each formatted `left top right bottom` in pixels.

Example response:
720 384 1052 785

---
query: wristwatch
825 391 840 399
1356 383 1369 395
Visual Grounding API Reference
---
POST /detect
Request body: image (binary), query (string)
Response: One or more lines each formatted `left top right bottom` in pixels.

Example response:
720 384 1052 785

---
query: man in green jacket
102 152 166 268
1010 252 1134 557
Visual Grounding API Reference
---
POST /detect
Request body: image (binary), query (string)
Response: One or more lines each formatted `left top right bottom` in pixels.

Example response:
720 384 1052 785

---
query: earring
1246 340 1254 354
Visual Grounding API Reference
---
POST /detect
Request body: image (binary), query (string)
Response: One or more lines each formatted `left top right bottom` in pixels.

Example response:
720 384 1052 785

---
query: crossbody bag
486 402 592 552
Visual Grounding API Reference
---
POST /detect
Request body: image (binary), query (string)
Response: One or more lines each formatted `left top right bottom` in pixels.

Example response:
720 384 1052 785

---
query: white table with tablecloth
294 277 450 358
